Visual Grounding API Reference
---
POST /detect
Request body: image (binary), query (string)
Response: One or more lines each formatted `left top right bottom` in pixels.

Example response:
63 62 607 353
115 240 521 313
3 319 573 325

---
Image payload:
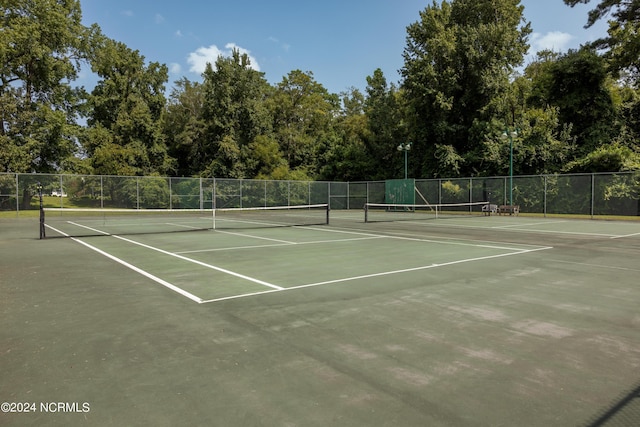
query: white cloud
169 63 182 74
155 13 165 24
187 43 260 74
121 10 133 17
530 31 574 53
269 36 290 52
175 30 183 38
187 45 224 74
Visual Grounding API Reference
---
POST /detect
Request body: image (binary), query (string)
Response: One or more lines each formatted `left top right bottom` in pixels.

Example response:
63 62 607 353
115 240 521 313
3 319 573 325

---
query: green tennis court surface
1 211 639 426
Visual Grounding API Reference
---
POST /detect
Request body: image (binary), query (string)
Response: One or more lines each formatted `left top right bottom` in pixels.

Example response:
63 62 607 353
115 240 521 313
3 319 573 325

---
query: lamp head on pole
501 129 518 139
397 142 412 152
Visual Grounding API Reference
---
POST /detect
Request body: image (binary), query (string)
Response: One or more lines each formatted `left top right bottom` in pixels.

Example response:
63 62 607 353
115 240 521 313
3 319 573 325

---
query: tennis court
1 208 640 426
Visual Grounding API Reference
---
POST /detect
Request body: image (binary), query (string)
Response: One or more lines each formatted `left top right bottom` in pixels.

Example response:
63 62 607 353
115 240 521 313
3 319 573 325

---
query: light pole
501 129 518 207
397 142 411 179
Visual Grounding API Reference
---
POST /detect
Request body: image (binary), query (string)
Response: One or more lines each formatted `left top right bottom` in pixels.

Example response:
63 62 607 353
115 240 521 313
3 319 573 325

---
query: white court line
304 226 386 238
296 247 553 288
492 220 567 229
397 220 619 237
177 242 293 254
112 235 283 290
44 224 203 303
50 221 283 294
216 229 296 244
306 225 542 251
509 228 617 237
51 220 554 305
176 236 385 254
375 233 530 252
68 221 110 235
198 288 281 303
551 259 640 272
200 246 553 303
179 221 522 256
610 232 640 239
166 222 207 230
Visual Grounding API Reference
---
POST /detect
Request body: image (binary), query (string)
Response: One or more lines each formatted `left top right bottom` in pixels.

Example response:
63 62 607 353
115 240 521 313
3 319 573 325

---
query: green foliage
434 144 464 177
363 70 408 179
163 78 206 176
0 0 91 173
518 107 575 174
197 51 273 178
123 177 170 209
248 135 286 179
319 87 373 181
613 82 640 145
269 165 313 182
2 0 639 182
401 0 532 177
83 38 172 176
565 143 640 173
440 178 472 203
564 0 640 78
546 48 618 154
269 70 339 177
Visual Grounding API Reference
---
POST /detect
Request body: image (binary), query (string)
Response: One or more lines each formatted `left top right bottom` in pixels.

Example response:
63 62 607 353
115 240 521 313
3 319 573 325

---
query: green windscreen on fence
385 179 415 204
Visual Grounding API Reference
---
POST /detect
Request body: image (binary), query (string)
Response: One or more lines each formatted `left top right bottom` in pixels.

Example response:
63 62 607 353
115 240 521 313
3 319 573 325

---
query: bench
482 204 498 216
498 205 519 215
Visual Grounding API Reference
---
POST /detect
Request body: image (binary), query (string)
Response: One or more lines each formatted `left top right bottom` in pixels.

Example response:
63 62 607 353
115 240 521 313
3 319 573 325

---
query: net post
326 203 331 225
364 203 369 223
37 182 45 239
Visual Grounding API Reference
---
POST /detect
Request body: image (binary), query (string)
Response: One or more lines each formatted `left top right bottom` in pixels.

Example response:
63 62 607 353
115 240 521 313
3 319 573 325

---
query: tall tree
0 0 94 174
546 48 618 156
83 38 172 176
163 77 206 176
197 50 272 178
269 70 339 179
401 0 531 177
320 87 372 181
364 69 407 180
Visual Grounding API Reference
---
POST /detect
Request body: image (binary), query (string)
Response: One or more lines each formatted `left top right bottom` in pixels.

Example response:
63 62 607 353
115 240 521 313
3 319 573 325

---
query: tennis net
42 204 330 238
364 201 489 223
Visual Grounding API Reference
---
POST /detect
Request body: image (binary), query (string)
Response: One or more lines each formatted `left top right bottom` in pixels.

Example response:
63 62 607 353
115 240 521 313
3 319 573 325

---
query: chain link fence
1 172 639 218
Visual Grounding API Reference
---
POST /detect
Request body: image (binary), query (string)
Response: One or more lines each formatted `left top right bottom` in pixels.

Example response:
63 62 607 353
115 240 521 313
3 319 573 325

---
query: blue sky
78 0 610 94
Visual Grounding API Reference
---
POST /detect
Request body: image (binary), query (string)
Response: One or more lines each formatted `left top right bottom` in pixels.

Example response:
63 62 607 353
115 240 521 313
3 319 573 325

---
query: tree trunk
21 188 33 210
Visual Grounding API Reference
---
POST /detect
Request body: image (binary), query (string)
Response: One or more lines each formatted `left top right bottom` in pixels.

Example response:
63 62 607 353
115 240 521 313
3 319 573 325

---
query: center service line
112 235 284 290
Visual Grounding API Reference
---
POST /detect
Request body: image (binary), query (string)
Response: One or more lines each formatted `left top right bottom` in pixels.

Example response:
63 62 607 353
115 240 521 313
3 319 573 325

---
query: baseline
199 246 553 304
382 219 623 238
610 231 640 239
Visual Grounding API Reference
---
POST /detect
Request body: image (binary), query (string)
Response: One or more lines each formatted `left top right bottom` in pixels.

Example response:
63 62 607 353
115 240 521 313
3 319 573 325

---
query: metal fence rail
1 172 639 218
